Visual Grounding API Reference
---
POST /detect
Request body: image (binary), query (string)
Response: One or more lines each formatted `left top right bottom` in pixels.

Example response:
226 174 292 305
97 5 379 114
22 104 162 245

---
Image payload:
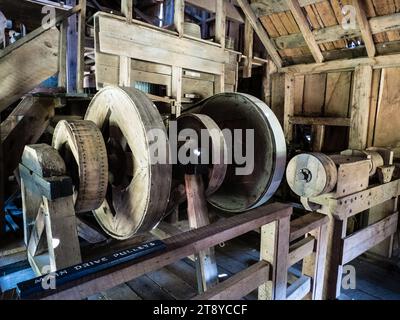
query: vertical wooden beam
353 0 376 58
243 18 254 79
312 125 325 152
349 65 373 150
58 21 67 89
174 0 185 37
258 216 290 300
284 73 295 143
121 0 133 23
215 0 226 48
119 0 133 87
172 66 183 117
302 222 328 300
236 0 283 68
66 0 77 93
286 0 324 63
77 0 86 93
185 174 219 293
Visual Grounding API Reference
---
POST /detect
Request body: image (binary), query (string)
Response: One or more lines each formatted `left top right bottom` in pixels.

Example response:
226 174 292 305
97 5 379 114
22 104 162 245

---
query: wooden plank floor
1 232 400 300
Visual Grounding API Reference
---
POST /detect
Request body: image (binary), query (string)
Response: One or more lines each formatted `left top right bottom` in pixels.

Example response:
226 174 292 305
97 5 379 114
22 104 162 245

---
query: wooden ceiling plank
353 0 376 58
285 0 324 62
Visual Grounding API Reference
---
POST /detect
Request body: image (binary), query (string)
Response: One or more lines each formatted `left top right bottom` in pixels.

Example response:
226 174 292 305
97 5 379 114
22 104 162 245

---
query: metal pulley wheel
197 93 286 213
52 120 108 213
85 86 172 239
286 153 337 198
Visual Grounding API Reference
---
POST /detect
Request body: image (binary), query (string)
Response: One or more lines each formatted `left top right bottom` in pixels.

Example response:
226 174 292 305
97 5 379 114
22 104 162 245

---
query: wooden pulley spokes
52 120 108 213
85 86 172 240
286 153 338 198
166 114 227 213
197 93 286 213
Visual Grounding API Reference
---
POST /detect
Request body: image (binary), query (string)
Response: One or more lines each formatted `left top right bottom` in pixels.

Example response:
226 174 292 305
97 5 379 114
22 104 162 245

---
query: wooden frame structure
300 154 400 299
20 203 330 301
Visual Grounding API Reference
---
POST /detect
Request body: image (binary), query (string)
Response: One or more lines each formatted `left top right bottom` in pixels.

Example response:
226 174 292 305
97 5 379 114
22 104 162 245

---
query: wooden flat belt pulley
85 86 172 240
167 113 227 212
52 120 108 213
196 93 286 213
286 153 337 198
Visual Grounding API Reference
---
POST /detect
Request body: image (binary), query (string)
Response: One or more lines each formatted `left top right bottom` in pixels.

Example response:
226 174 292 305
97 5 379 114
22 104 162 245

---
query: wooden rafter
285 0 323 63
352 0 376 58
236 0 282 68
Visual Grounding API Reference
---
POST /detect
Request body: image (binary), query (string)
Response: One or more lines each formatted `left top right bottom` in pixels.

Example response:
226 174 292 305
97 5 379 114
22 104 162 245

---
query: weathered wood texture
0 28 59 111
37 203 292 300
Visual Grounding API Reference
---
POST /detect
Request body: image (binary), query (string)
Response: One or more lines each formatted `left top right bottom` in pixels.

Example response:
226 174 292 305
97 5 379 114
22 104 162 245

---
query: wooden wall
272 67 400 155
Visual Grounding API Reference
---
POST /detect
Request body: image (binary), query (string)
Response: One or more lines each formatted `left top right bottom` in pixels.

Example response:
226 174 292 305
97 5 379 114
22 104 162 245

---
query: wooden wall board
302 74 327 115
374 67 400 148
324 72 352 117
95 12 228 75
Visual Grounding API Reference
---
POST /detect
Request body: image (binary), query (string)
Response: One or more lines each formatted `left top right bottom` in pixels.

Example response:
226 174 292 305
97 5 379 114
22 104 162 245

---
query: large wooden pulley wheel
52 120 108 213
197 93 286 213
286 153 337 198
85 86 172 239
167 113 227 213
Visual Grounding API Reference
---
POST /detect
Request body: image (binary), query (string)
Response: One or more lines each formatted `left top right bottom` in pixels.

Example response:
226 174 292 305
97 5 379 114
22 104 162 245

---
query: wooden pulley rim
85 86 172 240
286 153 337 198
52 120 108 213
363 150 384 176
165 114 227 215
177 113 228 196
198 93 286 213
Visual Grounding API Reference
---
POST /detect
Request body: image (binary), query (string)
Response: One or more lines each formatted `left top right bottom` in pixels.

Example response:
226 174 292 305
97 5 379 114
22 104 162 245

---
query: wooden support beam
286 275 311 300
119 0 133 87
121 0 133 23
258 216 290 300
215 0 226 49
171 66 183 117
77 0 86 93
289 116 350 127
284 73 295 143
353 0 375 58
185 174 218 293
285 0 323 63
174 0 185 37
236 0 282 68
281 53 400 74
288 236 315 267
349 65 373 150
34 202 292 299
185 0 244 23
192 261 270 300
243 17 254 78
342 212 398 264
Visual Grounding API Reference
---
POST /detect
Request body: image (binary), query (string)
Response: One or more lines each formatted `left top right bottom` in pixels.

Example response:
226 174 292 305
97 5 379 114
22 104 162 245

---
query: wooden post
258 216 290 300
66 0 77 93
284 73 295 144
312 125 325 152
215 0 226 49
349 65 373 150
119 0 133 87
302 222 328 300
236 0 283 68
243 17 253 79
185 174 219 293
174 0 185 37
58 21 67 89
171 66 183 117
325 217 347 300
77 0 86 93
